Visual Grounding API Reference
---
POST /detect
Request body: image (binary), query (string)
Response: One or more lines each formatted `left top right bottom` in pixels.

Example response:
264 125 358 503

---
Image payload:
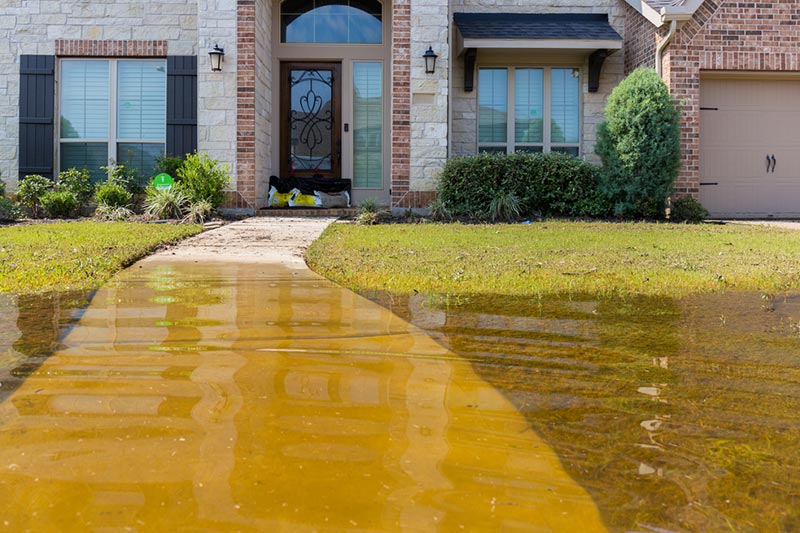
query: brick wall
391 0 412 208
667 0 800 197
622 3 656 73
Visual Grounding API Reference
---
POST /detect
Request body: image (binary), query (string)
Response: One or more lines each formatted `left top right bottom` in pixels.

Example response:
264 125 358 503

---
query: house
1 1 797 217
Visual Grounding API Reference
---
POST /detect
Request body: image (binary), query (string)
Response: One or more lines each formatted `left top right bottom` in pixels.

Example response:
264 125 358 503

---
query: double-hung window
478 67 581 156
59 59 166 182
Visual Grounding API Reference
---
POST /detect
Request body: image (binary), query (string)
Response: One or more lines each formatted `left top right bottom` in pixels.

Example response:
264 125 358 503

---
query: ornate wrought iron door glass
289 69 334 172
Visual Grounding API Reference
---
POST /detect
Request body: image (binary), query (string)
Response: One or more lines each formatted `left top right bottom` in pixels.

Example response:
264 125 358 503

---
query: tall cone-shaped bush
595 68 680 218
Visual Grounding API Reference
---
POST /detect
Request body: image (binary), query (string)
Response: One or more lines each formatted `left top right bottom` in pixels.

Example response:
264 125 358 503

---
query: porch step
254 207 359 217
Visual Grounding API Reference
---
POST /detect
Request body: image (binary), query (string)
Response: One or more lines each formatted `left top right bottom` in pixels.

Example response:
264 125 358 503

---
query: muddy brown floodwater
0 261 606 531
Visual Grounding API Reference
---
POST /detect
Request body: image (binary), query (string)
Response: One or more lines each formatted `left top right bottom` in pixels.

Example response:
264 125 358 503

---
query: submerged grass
307 221 800 298
0 221 201 294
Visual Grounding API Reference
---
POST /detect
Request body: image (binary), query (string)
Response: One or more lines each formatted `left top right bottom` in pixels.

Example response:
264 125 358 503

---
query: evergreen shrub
437 152 609 221
595 68 681 219
41 190 79 218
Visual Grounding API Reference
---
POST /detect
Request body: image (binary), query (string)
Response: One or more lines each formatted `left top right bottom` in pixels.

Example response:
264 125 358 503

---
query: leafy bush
0 175 5 197
670 196 709 223
183 199 214 224
41 190 79 218
59 168 95 209
0 197 21 221
438 152 609 221
595 68 681 219
95 182 132 209
359 198 379 214
17 174 54 218
143 186 189 220
176 152 231 208
101 162 144 195
154 155 186 181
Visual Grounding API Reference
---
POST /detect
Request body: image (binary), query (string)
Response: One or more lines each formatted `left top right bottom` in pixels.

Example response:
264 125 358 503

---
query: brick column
390 0 411 208
235 0 257 209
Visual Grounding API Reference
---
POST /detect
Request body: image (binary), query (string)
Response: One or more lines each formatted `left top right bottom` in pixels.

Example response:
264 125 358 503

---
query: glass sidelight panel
551 68 580 144
288 68 335 173
353 62 382 188
515 69 544 145
478 68 508 149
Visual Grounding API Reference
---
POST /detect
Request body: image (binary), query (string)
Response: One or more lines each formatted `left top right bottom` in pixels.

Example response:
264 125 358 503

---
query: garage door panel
700 77 800 218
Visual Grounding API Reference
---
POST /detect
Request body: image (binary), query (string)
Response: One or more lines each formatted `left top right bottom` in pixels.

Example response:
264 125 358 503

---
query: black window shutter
19 55 55 181
166 56 197 158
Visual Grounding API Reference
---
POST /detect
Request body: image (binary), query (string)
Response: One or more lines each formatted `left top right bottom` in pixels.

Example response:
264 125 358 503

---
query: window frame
476 65 582 156
280 0 384 45
57 57 167 178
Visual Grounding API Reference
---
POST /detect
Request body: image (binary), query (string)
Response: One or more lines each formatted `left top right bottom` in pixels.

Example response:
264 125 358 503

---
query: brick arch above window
55 40 168 58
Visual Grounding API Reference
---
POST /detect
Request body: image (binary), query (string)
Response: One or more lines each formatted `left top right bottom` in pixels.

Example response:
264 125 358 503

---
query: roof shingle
453 13 622 42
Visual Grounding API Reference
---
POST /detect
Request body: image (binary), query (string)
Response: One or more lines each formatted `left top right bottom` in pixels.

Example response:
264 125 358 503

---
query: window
478 67 580 156
353 62 382 188
59 59 166 182
281 0 382 44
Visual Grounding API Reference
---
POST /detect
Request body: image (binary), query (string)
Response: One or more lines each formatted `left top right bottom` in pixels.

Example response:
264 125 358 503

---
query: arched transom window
280 0 382 44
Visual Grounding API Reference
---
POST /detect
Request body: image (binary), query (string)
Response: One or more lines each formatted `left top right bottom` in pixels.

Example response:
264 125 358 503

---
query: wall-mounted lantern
423 46 438 74
209 44 225 72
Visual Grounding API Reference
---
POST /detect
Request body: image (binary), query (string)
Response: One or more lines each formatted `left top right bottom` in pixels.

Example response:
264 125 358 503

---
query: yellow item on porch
289 190 322 208
268 185 294 208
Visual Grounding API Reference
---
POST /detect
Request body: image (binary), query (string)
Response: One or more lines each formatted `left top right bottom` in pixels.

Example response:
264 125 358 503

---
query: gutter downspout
656 20 677 79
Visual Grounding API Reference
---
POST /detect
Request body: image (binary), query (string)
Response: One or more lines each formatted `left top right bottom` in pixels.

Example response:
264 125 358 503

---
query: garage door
700 77 800 218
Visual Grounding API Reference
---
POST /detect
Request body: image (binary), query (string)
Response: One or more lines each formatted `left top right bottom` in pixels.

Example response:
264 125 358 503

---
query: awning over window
453 13 623 93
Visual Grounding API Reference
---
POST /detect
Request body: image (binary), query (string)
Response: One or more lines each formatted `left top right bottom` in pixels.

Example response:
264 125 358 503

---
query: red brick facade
235 0 257 210
625 1 800 197
390 0 411 208
55 39 168 57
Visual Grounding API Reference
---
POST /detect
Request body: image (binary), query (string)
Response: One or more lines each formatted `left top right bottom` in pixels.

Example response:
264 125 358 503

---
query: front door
280 62 341 179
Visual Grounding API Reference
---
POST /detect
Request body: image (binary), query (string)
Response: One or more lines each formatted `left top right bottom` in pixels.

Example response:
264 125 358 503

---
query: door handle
767 154 771 173
771 154 777 173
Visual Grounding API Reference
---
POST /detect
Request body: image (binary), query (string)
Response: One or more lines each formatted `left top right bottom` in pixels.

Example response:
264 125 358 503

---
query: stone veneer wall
450 0 625 165
0 0 198 190
662 0 800 197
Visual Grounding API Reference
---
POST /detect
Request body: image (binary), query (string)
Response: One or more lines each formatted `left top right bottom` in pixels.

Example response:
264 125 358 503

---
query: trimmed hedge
438 152 610 220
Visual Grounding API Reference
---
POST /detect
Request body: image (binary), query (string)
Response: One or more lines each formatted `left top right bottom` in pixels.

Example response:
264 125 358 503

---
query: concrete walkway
723 220 800 230
141 216 339 268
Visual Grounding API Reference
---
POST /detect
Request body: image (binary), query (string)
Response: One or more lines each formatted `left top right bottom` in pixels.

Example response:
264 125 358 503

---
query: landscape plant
0 174 21 222
101 162 144 195
183 199 214 224
40 190 79 218
595 68 681 218
437 152 609 221
154 154 186 181
95 180 133 210
59 168 95 211
177 152 231 208
143 186 190 220
17 174 54 218
670 196 709 223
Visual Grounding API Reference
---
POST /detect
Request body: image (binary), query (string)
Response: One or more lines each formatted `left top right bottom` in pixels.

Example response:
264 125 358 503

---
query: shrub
438 152 609 220
359 198 380 214
59 168 95 209
428 198 452 222
0 197 21 222
183 199 214 224
0 175 5 197
94 204 134 221
143 186 189 220
176 152 231 208
595 68 681 219
17 174 54 218
670 196 709 224
95 182 133 209
101 162 144 195
154 155 186 181
41 190 79 218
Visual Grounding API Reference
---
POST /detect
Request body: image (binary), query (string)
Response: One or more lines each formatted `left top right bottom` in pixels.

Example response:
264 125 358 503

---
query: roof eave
624 0 704 28
460 38 623 51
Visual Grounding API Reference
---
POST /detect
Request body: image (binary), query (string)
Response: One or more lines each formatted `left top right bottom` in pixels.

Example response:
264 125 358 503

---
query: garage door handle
771 154 777 173
766 154 772 172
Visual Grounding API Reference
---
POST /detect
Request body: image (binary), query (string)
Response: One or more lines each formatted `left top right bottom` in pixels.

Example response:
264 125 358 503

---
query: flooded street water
0 262 606 531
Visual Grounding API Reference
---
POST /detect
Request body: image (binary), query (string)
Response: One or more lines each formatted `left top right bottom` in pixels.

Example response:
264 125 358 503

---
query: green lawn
0 221 202 294
307 221 800 298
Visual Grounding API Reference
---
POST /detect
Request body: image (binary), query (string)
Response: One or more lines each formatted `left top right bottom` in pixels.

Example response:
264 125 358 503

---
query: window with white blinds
353 62 383 189
477 66 581 156
59 59 166 182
